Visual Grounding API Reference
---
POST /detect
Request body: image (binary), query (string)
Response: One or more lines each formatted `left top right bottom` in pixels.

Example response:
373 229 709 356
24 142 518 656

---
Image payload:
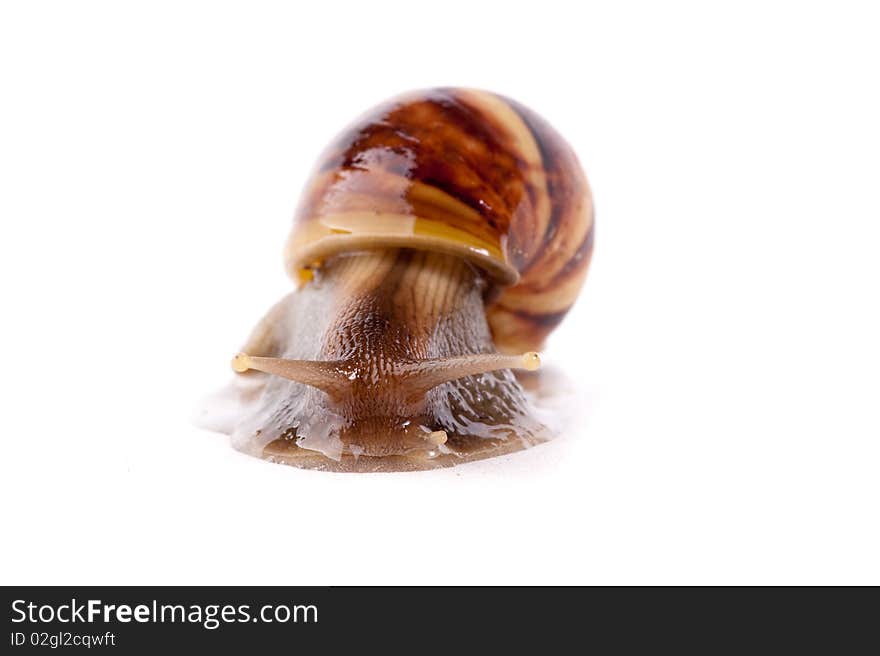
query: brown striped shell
285 88 594 353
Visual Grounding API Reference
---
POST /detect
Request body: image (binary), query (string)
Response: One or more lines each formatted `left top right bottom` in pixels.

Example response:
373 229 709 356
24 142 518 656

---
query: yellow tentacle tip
231 352 252 373
522 351 541 371
426 430 448 446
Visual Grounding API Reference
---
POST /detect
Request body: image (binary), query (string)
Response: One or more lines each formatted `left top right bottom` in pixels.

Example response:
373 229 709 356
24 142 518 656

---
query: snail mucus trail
216 87 594 471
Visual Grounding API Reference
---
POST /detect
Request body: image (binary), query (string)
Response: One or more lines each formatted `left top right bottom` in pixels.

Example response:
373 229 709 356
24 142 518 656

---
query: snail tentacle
399 352 540 400
232 350 540 401
231 353 349 400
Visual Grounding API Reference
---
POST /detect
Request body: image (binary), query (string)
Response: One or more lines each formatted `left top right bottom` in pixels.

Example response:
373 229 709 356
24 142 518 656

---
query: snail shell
286 87 594 353
214 88 594 471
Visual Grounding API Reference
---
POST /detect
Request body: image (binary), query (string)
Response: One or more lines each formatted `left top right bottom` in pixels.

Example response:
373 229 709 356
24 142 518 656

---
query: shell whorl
285 87 594 352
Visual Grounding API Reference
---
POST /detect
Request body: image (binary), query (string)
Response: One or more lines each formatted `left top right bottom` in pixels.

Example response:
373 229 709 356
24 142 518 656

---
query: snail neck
319 248 486 364
314 249 510 410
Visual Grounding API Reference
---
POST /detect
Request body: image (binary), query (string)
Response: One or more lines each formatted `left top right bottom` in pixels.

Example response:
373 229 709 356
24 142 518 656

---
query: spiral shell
285 87 594 352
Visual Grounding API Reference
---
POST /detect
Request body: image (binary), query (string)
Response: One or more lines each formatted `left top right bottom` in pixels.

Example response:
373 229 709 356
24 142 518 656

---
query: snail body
223 88 593 471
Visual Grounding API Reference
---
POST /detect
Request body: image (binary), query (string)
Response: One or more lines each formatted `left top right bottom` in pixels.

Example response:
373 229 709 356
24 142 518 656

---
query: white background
1 1 878 585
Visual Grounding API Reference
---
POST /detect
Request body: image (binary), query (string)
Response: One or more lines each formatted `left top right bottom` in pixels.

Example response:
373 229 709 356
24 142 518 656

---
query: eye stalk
396 352 540 400
231 353 350 399
231 351 540 399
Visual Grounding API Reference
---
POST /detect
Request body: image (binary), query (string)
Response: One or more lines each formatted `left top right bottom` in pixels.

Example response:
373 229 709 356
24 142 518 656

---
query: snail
215 87 594 471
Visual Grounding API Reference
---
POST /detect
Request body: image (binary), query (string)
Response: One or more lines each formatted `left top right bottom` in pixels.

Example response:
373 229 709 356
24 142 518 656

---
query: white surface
1 1 878 585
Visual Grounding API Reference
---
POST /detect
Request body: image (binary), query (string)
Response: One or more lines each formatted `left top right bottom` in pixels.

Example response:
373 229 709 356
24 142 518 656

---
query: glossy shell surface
285 87 594 352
